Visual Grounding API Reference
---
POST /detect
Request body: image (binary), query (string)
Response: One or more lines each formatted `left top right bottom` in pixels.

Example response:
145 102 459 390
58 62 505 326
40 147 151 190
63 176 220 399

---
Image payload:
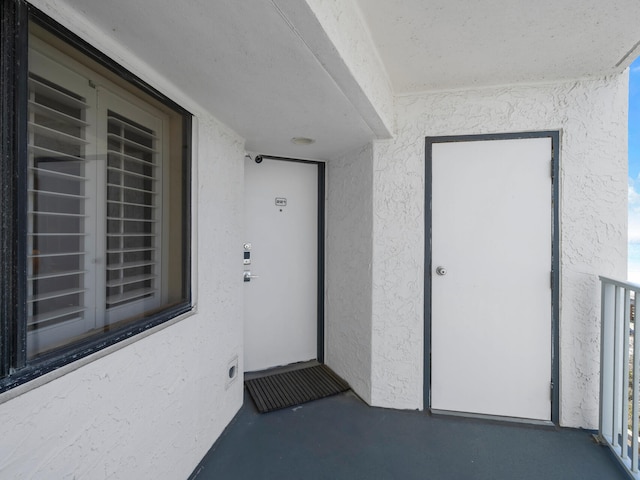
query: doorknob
244 271 259 282
435 266 447 276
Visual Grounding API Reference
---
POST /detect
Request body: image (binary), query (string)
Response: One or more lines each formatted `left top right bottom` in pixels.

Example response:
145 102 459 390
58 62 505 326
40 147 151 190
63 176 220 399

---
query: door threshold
430 408 555 428
244 359 320 381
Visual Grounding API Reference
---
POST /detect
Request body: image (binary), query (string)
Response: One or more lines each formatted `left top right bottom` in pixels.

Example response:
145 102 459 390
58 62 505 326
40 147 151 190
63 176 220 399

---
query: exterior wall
0 3 245 479
326 143 374 403
370 75 629 428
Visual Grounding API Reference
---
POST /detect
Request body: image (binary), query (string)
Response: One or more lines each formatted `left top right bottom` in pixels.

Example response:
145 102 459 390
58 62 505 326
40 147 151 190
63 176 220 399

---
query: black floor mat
245 364 350 413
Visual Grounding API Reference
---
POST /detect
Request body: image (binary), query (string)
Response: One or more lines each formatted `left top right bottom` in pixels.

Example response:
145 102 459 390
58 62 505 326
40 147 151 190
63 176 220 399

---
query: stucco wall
0 3 245 479
370 75 629 428
326 143 374 403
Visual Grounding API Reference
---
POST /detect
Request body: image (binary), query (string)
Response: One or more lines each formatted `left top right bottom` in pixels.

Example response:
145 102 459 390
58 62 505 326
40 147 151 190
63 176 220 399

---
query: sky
628 56 640 282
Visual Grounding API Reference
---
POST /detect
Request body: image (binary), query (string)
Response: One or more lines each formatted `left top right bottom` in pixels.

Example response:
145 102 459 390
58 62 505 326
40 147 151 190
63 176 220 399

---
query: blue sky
628 56 640 282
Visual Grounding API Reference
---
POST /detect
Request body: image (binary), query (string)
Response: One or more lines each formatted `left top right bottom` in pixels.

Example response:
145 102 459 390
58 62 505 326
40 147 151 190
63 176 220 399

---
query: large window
1 3 191 391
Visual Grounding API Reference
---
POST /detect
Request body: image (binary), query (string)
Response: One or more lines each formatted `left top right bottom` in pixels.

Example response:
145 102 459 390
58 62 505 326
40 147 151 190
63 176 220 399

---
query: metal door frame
424 131 560 424
251 154 325 363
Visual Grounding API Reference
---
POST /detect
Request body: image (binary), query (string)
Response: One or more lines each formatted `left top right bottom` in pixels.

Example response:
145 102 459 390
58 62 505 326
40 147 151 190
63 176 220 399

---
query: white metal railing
599 276 640 478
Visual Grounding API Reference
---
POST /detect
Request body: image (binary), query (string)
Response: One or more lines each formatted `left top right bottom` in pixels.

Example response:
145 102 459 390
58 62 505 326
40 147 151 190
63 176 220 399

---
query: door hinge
550 381 554 401
550 160 554 179
550 271 553 289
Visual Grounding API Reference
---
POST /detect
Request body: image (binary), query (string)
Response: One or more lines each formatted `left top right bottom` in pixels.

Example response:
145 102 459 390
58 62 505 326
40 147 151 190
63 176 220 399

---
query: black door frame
252 154 325 363
424 131 560 424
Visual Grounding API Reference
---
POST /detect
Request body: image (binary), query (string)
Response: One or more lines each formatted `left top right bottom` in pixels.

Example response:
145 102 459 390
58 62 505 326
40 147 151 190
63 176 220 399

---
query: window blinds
106 112 159 308
27 74 89 330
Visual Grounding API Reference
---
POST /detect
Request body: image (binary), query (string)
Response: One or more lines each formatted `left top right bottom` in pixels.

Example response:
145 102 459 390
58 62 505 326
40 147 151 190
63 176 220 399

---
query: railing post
623 288 631 460
613 286 623 451
633 291 640 472
600 281 615 442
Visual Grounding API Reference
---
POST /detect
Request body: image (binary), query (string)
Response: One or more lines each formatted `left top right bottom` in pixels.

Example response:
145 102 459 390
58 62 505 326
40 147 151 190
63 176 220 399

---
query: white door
430 136 552 421
244 157 319 372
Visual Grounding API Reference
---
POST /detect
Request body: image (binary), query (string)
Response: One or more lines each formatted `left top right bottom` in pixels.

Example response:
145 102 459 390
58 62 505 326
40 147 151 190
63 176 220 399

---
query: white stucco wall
370 75 629 428
0 3 246 479
326 143 374 403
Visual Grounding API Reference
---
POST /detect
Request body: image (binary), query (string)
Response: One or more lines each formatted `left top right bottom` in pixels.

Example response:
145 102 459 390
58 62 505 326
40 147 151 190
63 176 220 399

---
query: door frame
251 154 326 363
424 131 560 424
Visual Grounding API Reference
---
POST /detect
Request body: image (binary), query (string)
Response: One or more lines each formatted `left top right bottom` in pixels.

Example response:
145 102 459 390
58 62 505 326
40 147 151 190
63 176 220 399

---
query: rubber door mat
245 364 350 413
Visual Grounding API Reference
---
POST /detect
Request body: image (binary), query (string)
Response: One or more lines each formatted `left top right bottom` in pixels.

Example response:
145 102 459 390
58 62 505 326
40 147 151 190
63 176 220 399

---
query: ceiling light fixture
291 137 315 145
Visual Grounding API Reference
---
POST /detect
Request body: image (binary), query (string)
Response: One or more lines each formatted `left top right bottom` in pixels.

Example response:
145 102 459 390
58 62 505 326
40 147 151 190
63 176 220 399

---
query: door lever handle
244 271 259 282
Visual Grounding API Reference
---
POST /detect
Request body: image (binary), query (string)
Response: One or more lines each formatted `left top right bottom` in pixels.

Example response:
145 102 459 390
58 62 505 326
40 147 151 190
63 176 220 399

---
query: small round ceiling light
291 137 315 145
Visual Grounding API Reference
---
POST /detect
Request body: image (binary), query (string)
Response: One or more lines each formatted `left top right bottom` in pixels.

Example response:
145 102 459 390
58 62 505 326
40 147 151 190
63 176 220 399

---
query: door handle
435 266 447 276
244 271 259 282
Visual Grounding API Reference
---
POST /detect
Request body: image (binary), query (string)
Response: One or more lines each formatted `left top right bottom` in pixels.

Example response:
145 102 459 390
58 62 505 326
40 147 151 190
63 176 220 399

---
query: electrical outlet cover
225 355 239 389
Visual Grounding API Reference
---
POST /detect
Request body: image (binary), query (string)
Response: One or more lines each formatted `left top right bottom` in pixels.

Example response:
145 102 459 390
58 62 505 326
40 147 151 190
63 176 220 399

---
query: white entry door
243 157 319 372
430 136 553 421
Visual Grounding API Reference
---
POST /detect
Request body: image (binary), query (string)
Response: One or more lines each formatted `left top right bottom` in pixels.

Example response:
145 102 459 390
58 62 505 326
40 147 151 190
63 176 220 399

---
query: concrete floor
190 390 629 480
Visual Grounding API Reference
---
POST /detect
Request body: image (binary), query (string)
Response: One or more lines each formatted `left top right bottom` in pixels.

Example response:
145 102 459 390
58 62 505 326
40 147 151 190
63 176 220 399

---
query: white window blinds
106 112 159 308
26 40 166 357
27 73 90 332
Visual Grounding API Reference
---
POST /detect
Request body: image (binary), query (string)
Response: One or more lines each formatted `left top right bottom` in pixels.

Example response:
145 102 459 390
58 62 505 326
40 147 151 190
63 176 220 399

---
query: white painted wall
326 143 374 403
370 75 629 428
0 3 246 479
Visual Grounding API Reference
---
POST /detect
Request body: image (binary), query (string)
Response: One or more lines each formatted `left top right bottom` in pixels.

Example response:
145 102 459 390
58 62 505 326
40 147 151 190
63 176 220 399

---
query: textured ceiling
354 0 640 93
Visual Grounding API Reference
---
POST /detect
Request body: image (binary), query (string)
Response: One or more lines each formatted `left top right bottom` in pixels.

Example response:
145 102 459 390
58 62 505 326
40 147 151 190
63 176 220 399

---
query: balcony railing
598 276 640 479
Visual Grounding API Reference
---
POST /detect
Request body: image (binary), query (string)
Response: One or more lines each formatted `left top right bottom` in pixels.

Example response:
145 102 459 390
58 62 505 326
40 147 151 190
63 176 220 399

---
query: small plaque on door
275 197 287 207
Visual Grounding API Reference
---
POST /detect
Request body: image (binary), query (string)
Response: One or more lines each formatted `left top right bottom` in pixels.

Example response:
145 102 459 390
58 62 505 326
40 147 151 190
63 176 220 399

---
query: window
1 3 191 391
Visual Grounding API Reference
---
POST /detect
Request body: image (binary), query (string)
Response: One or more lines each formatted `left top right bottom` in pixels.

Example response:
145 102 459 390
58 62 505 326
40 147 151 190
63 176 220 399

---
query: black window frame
0 0 192 393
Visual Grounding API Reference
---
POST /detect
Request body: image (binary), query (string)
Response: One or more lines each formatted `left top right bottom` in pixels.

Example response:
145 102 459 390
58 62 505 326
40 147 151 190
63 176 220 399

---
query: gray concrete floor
190 390 629 480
